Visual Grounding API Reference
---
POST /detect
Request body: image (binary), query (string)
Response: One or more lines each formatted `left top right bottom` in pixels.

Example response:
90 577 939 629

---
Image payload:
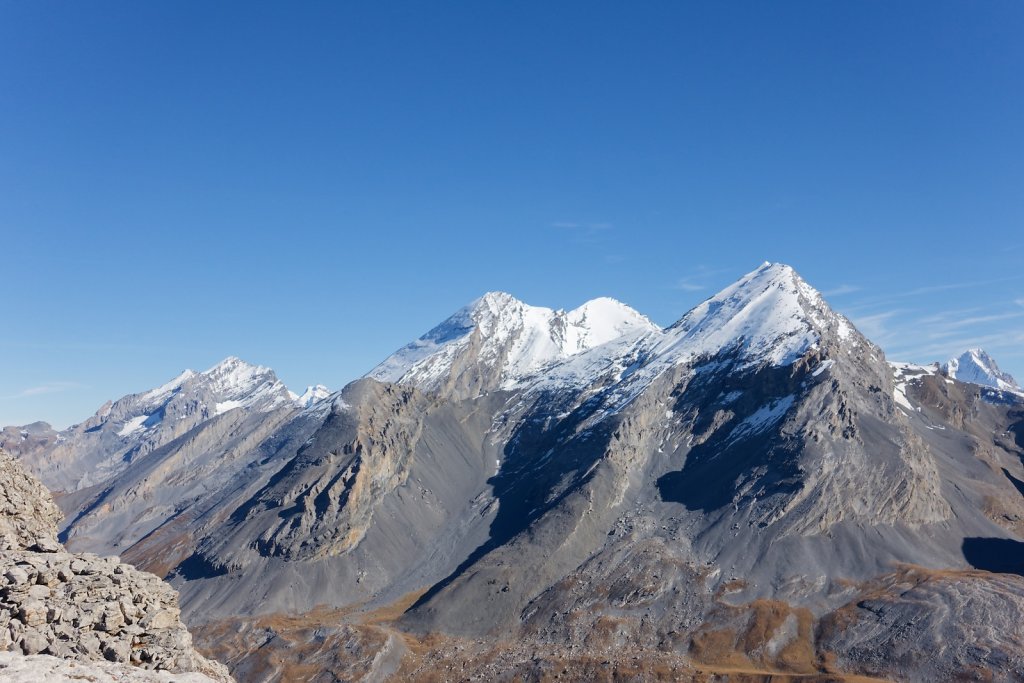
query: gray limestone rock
0 449 233 682
0 450 62 553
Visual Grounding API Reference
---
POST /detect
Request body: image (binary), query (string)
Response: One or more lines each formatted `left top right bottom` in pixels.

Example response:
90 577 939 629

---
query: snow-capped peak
659 262 855 366
195 356 297 415
117 356 300 427
200 356 270 389
368 292 659 391
293 384 332 408
563 297 659 352
530 263 858 400
943 349 1020 392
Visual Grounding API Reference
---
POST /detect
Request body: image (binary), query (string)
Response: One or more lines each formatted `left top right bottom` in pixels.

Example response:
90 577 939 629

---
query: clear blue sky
2 2 1023 428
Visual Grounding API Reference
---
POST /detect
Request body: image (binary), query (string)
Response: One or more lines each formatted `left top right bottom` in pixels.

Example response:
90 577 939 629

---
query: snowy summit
944 349 1021 393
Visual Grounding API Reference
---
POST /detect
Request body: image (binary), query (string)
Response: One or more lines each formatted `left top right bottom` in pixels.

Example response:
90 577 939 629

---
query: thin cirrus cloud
672 266 735 293
844 296 1024 367
898 274 1024 298
839 275 1024 314
0 382 85 401
846 310 902 345
821 284 862 297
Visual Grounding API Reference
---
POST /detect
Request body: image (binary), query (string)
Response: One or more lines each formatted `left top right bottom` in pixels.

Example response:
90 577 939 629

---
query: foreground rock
0 651 219 682
0 443 62 554
0 450 231 682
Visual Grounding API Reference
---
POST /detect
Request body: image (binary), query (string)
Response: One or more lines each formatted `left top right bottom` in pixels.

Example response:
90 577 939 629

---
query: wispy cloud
887 331 1024 363
841 292 1024 372
0 382 85 400
829 275 1024 319
898 275 1024 298
821 284 861 297
672 266 734 293
847 310 902 345
934 311 1024 332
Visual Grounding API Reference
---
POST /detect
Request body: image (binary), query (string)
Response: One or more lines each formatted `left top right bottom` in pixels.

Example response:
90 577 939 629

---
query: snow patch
812 359 835 377
140 369 196 402
893 383 913 411
117 415 148 438
214 400 244 415
730 395 796 441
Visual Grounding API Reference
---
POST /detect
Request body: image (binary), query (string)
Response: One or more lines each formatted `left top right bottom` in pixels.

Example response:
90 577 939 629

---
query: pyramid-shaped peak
758 260 797 274
680 263 820 322
944 348 1020 392
729 262 805 293
662 262 857 367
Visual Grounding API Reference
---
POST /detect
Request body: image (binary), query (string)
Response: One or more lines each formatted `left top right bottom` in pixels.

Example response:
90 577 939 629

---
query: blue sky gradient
2 2 1023 427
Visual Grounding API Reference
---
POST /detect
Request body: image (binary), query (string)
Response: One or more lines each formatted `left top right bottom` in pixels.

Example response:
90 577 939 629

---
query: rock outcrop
0 448 62 553
0 450 231 682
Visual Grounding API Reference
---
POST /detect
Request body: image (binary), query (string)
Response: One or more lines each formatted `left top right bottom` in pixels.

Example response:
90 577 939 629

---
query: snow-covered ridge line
367 291 661 391
531 262 865 411
67 356 326 448
369 263 867 409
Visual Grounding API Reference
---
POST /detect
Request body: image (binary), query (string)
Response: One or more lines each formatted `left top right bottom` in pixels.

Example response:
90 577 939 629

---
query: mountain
944 348 1022 393
368 291 660 397
10 263 1024 681
291 384 332 409
0 358 329 560
0 449 232 681
0 357 299 494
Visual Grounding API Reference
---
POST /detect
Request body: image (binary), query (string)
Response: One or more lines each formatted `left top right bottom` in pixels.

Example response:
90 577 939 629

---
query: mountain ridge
5 262 1024 681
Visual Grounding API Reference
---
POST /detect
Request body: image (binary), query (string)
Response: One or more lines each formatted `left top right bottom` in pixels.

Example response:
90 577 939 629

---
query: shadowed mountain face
8 262 1024 681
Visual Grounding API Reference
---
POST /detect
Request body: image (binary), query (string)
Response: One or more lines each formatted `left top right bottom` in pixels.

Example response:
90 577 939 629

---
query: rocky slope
11 263 1024 682
0 450 231 682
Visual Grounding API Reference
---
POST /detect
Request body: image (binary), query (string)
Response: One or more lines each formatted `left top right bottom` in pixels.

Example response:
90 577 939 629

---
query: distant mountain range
4 262 1023 682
